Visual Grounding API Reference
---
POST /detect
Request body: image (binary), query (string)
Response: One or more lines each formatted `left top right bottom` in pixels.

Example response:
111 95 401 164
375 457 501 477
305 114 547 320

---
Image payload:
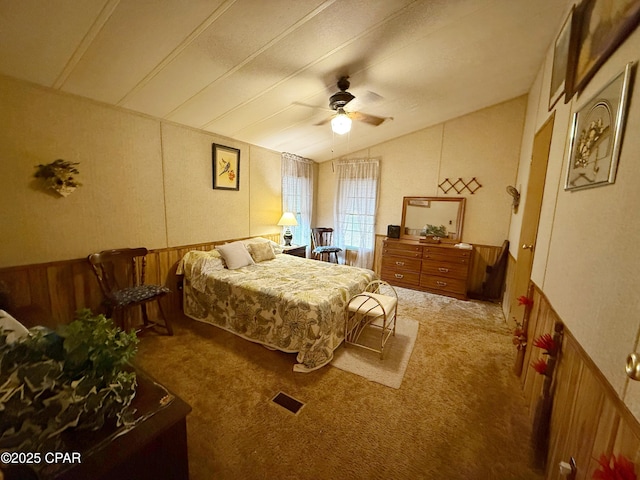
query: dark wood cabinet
43 369 191 480
381 238 472 300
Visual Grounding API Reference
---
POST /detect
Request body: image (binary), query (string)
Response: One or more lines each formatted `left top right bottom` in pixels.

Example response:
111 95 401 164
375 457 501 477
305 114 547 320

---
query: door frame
509 112 555 375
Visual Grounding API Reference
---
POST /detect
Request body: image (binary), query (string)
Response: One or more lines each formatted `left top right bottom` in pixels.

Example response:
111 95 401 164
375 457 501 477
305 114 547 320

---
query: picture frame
549 7 573 110
212 143 240 190
564 62 634 191
565 0 640 100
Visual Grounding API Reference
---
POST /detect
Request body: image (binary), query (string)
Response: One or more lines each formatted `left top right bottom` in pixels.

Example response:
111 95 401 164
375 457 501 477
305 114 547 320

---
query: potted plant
0 309 138 453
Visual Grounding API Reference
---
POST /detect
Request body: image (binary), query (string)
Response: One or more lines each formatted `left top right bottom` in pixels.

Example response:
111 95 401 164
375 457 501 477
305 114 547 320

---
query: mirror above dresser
400 196 466 243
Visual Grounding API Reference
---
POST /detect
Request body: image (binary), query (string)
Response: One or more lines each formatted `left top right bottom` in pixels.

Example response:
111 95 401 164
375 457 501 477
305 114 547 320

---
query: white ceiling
0 0 573 162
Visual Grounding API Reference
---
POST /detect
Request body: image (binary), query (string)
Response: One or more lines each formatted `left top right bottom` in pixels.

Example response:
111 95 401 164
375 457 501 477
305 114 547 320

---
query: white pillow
216 242 255 269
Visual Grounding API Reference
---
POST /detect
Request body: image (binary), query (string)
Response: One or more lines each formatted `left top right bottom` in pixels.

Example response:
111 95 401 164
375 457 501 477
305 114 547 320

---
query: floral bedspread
180 252 376 372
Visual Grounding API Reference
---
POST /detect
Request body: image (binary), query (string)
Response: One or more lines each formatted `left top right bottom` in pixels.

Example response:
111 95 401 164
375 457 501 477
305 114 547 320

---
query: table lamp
277 212 298 246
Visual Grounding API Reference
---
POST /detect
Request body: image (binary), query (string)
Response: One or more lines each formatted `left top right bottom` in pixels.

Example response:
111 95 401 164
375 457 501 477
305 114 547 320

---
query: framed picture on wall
549 7 573 110
212 143 240 190
565 0 640 100
565 62 634 191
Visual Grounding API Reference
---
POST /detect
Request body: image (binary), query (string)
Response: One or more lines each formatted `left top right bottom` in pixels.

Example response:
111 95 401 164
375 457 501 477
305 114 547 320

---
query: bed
178 238 376 372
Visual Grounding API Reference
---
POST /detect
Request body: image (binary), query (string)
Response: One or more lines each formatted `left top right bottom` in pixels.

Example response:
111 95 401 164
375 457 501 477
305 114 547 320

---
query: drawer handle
395 274 404 279
438 267 449 273
436 281 447 286
395 261 405 266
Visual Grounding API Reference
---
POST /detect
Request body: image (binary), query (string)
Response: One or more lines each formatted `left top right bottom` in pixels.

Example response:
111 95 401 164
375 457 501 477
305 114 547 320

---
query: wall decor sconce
506 185 521 213
438 177 482 194
34 159 81 197
626 352 640 380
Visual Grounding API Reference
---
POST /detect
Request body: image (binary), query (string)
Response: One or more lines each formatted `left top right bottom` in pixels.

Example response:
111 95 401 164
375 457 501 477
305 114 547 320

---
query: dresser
381 238 472 300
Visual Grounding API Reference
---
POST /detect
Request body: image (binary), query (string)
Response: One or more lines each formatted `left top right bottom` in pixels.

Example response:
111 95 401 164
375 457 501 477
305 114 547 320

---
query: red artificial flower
517 295 533 307
531 358 548 375
593 453 637 480
533 333 556 354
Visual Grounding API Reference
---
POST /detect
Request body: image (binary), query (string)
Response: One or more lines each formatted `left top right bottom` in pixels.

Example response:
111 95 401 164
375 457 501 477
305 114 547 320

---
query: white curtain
281 152 314 248
334 158 380 269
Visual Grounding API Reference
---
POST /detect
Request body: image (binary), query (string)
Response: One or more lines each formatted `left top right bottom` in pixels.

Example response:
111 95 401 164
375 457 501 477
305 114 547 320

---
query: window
334 159 379 269
338 178 376 249
281 153 313 247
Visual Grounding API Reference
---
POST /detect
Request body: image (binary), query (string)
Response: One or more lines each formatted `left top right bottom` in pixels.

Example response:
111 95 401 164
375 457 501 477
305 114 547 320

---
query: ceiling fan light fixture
331 108 352 135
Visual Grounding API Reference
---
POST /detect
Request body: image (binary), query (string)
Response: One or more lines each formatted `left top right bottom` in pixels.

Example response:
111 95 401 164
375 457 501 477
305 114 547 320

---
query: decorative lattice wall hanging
438 177 482 194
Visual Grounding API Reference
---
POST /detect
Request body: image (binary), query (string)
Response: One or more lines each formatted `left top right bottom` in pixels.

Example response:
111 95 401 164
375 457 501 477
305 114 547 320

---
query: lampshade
277 212 298 226
331 108 352 135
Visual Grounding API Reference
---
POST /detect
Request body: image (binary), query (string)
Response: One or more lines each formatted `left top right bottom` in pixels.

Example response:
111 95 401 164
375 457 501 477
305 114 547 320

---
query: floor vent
271 391 305 415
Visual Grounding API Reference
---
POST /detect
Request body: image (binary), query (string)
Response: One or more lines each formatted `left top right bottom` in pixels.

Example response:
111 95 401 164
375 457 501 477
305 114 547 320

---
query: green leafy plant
422 224 448 238
0 309 138 452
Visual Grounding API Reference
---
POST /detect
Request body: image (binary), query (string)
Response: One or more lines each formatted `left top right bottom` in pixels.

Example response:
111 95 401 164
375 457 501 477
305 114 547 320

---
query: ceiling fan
318 76 390 134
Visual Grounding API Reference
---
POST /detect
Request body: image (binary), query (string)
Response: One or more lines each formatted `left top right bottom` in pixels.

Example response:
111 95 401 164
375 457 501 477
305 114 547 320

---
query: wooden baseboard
522 284 640 479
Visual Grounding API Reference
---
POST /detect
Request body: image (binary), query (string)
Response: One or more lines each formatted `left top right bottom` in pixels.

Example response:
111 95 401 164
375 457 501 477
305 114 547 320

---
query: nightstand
282 245 307 258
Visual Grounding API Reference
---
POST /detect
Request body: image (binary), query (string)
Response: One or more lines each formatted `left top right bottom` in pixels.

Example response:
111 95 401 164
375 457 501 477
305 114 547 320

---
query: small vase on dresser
381 238 472 300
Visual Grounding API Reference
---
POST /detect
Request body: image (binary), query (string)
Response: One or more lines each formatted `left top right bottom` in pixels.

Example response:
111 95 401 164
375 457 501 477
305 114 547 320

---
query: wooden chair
88 248 173 335
345 280 398 359
311 227 342 263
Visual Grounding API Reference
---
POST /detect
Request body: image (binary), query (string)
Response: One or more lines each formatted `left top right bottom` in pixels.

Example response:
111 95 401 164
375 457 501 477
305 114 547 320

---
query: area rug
330 317 419 389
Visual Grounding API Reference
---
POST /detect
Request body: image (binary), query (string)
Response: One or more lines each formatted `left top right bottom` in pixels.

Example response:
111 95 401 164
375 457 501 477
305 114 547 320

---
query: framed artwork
212 143 240 190
565 0 640 99
565 62 634 191
549 8 573 110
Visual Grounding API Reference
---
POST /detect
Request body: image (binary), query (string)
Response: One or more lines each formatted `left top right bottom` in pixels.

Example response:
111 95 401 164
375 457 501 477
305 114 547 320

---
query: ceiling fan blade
362 90 384 104
350 111 389 126
314 116 332 126
292 101 333 113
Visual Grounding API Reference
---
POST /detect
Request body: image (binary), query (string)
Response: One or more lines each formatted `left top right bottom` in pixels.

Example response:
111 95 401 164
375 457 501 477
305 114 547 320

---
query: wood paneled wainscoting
523 284 640 479
0 234 281 329
372 235 505 299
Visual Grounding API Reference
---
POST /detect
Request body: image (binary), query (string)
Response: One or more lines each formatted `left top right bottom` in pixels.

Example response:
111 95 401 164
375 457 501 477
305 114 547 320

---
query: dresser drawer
420 275 467 295
382 270 421 286
422 251 470 265
421 262 469 279
383 241 422 258
423 246 471 257
382 255 422 273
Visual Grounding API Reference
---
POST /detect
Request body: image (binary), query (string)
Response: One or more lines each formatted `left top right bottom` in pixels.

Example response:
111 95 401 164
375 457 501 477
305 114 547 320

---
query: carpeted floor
133 287 544 480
